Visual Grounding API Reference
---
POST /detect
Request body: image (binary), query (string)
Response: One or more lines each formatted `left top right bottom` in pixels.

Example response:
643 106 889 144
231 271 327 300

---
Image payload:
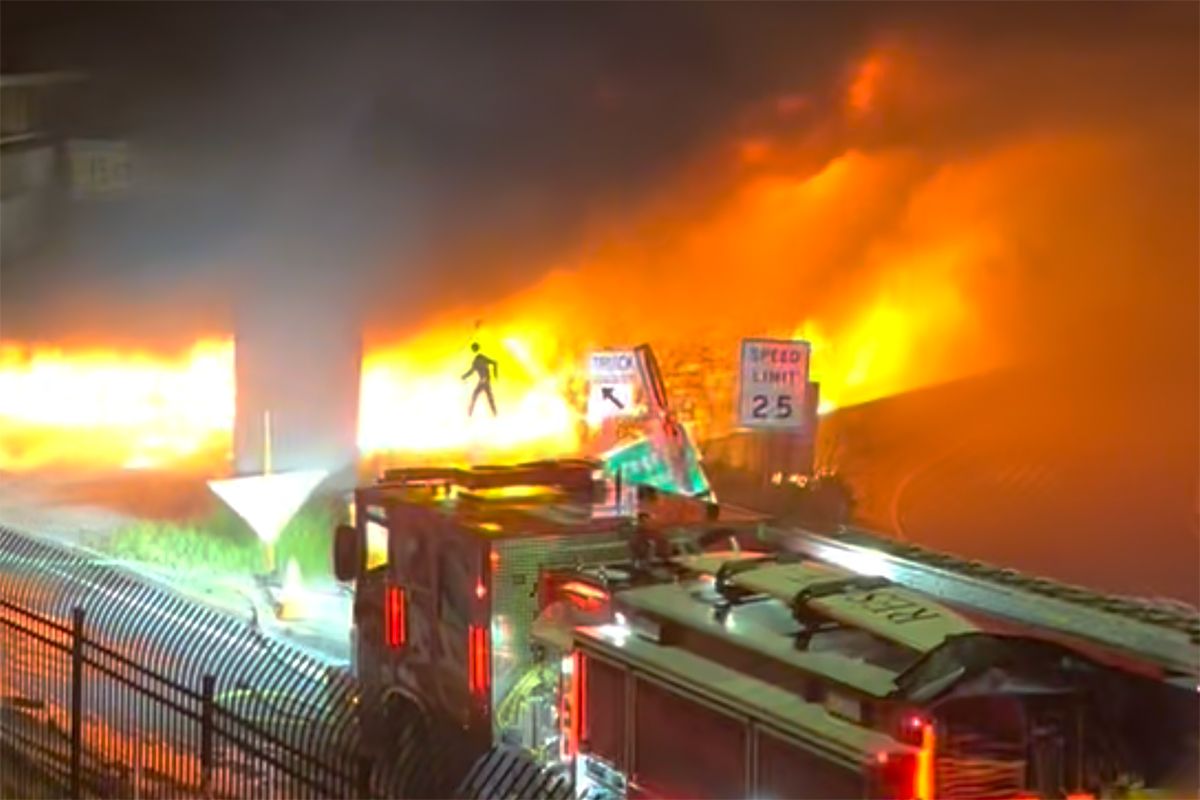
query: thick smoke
0 3 847 339
450 8 1198 410
2 3 1195 401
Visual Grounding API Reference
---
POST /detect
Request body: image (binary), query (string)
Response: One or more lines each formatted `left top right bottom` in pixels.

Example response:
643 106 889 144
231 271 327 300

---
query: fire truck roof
361 460 767 540
602 554 987 699
611 580 906 698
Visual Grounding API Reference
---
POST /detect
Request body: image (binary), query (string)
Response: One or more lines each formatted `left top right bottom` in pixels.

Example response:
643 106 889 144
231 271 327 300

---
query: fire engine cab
334 461 1198 799
332 458 766 794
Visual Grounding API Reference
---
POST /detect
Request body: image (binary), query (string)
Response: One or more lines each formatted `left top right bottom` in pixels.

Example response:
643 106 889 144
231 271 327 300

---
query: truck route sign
587 350 638 424
737 338 811 429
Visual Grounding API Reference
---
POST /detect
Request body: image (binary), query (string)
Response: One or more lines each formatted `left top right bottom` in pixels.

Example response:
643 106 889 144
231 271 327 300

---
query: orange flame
0 339 234 471
848 53 887 114
4 33 1180 472
0 46 978 472
358 321 583 465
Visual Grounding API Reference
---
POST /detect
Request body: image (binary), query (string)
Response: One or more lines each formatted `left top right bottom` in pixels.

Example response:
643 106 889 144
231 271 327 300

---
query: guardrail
0 525 424 799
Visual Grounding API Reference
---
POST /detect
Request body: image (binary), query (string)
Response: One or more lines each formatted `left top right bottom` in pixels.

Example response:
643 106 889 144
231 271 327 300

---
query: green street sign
602 427 711 498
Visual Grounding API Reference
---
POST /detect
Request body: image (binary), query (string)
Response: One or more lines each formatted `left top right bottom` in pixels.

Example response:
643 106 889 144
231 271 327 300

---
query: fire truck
547 550 1198 800
332 459 1198 799
332 458 761 792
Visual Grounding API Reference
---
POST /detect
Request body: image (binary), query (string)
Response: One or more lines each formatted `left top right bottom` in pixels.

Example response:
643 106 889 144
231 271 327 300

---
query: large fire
0 339 235 471
0 309 920 473
358 321 584 464
2 31 1188 472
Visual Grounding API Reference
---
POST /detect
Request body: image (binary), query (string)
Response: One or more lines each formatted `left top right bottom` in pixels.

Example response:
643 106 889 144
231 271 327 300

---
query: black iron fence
1 599 376 799
0 526 420 799
0 523 584 800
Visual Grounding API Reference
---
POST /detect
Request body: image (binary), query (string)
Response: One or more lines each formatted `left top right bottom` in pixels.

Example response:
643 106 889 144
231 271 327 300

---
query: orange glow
3 35 1180 473
790 271 976 415
0 338 234 471
467 485 563 501
738 137 773 165
915 721 935 800
560 581 609 602
774 94 809 116
848 53 886 113
0 326 588 472
358 322 582 466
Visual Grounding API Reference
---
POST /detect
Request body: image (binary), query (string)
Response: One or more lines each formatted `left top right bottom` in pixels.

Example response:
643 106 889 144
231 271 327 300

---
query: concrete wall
0 143 58 265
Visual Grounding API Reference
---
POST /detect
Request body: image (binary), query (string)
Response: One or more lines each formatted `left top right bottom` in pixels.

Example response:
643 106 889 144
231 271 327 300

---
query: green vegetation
100 496 343 582
274 501 340 582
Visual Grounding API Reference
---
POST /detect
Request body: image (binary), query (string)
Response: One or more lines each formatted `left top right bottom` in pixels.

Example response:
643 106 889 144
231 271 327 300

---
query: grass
102 496 343 583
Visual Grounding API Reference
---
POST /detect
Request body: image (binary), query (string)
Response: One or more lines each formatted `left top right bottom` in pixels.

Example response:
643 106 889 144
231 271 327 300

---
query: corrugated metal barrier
456 747 576 800
0 525 429 799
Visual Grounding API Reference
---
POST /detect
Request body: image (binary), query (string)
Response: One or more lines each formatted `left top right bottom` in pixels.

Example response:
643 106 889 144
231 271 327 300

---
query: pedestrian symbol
462 343 499 417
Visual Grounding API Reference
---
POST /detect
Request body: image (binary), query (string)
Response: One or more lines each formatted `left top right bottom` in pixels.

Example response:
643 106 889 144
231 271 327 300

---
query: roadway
823 356 1198 605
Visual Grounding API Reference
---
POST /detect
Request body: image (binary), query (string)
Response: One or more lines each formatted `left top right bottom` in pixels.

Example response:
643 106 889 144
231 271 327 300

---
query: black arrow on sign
601 387 625 410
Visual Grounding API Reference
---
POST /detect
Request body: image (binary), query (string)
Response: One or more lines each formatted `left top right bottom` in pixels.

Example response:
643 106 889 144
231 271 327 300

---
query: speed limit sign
737 338 811 429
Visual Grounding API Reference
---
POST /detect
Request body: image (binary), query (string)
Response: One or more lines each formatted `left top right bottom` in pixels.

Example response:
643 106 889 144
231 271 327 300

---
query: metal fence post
200 674 215 797
356 755 373 800
70 606 84 800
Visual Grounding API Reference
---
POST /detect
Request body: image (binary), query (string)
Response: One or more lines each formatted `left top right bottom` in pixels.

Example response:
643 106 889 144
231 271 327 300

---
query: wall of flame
1 31 1193 473
0 339 235 471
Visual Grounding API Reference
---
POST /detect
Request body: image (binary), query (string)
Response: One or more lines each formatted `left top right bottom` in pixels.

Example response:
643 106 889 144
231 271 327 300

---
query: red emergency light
385 585 407 648
468 624 489 695
873 750 921 800
874 715 935 800
563 650 587 759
